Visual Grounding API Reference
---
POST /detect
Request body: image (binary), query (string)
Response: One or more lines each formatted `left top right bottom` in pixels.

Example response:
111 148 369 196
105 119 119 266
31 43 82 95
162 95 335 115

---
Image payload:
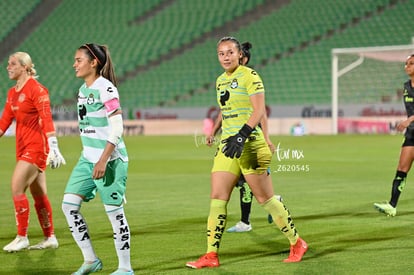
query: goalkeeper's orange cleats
283 237 308 263
186 238 307 268
186 252 220 269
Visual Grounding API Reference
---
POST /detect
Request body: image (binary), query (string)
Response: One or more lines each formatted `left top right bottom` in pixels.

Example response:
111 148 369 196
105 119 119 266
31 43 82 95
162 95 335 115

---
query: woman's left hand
92 160 106 179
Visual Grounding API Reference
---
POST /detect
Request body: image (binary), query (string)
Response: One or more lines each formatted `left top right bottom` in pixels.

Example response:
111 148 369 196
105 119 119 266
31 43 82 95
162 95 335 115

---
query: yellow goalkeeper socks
206 199 227 253
262 196 299 245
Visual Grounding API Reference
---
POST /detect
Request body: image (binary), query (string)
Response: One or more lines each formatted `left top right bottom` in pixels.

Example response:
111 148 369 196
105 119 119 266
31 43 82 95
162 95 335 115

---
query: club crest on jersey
87 93 95 104
230 79 238 89
18 93 25 102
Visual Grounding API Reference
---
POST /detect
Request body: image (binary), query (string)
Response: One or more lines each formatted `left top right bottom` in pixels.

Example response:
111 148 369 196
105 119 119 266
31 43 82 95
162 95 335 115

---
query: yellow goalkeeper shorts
212 135 272 176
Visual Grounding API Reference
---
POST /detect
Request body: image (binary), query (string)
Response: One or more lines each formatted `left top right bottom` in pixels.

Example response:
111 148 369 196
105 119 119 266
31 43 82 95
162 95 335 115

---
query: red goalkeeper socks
13 194 30 237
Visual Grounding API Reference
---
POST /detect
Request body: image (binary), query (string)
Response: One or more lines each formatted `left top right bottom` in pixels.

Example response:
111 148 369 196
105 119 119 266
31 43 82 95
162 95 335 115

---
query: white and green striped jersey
77 76 128 163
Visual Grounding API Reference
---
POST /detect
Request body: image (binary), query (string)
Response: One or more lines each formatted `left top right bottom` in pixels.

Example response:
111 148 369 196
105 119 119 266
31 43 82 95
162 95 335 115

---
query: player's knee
62 193 82 215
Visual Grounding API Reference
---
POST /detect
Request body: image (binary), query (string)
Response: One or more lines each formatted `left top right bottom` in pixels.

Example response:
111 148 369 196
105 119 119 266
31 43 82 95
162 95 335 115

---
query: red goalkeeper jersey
0 78 55 158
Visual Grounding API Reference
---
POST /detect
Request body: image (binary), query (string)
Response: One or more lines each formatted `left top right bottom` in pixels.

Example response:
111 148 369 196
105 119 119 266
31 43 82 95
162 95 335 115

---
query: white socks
62 194 132 270
62 194 97 262
104 204 132 271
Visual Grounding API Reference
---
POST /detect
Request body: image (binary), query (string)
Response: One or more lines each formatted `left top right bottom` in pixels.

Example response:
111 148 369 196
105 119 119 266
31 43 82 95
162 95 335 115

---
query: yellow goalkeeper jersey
215 65 265 139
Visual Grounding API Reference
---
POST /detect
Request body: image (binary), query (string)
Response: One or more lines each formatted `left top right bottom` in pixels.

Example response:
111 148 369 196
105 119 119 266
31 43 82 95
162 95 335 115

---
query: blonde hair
10 51 38 78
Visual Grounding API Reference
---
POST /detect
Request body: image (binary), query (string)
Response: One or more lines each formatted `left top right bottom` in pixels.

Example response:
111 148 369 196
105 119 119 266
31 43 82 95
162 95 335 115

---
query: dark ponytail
241 42 252 65
79 43 118 87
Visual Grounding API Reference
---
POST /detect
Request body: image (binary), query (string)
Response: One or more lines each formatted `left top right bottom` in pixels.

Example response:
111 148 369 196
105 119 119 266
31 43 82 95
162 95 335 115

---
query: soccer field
0 134 414 274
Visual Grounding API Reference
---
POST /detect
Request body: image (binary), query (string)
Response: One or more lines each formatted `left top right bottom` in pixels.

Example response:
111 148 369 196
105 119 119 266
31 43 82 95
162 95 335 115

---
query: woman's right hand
206 135 215 147
397 120 410 132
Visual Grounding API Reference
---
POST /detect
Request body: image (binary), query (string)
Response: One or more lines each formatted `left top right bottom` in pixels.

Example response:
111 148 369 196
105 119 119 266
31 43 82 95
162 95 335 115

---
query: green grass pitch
0 134 414 274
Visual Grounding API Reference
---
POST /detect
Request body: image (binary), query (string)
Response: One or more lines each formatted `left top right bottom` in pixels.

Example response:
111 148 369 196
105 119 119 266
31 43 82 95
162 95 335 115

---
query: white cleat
374 202 397 217
28 235 59 250
3 236 29 252
226 221 252 233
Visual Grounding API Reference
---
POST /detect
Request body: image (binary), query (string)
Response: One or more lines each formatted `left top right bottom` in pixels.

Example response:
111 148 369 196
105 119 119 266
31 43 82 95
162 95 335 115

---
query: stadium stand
0 0 40 41
0 0 266 107
0 0 412 111
261 0 413 104
124 0 407 107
